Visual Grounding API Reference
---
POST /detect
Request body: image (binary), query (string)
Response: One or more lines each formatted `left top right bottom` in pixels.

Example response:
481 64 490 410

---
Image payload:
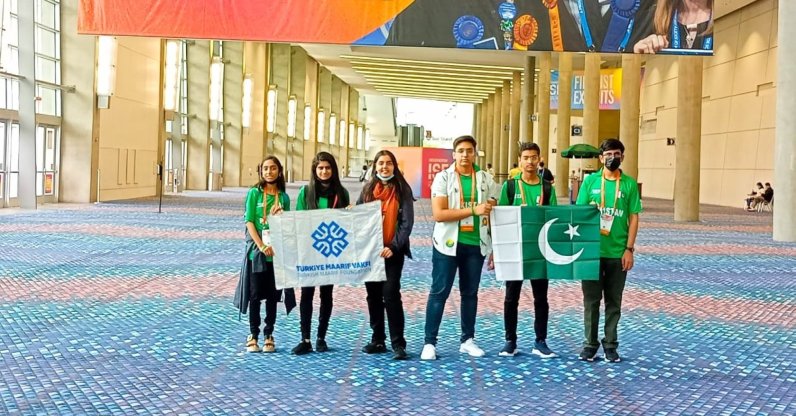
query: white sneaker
420 344 437 360
459 338 485 357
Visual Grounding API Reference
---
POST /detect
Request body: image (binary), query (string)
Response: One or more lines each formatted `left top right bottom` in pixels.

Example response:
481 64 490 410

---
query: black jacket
357 182 415 259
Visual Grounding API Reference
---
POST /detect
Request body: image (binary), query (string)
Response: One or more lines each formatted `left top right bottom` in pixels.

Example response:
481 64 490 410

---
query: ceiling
300 44 623 104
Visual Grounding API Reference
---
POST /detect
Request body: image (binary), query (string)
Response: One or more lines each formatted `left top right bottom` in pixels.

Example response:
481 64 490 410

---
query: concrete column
17 1 35 208
583 53 601 149
240 42 267 185
339 84 350 177
499 80 511 180
347 89 360 175
479 100 488 167
491 89 502 173
289 47 308 182
270 44 290 164
620 54 642 179
509 72 521 164
186 41 211 190
774 1 796 241
520 56 536 143
483 94 493 168
537 53 552 157
223 42 243 187
473 104 481 166
674 56 703 222
60 1 98 203
319 68 332 154
304 58 319 181
330 76 343 164
555 53 573 198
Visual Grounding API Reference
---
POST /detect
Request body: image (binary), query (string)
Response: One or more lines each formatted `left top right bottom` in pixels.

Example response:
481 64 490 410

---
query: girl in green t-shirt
237 156 292 354
292 152 350 355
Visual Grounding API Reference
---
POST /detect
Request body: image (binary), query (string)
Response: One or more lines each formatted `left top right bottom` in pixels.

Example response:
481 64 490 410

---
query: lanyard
600 173 622 210
671 9 713 50
577 0 638 52
518 176 544 206
543 0 564 51
457 171 477 209
262 190 281 225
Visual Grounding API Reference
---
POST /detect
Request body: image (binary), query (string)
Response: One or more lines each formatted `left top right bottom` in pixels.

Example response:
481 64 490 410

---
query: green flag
491 205 600 280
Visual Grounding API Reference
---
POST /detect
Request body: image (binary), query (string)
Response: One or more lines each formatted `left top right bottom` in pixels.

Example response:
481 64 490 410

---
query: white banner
269 201 387 289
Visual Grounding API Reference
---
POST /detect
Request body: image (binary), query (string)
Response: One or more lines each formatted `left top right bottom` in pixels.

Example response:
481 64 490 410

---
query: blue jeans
424 244 486 345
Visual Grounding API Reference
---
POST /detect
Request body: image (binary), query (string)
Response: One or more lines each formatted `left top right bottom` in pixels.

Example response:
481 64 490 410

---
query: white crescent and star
538 218 584 265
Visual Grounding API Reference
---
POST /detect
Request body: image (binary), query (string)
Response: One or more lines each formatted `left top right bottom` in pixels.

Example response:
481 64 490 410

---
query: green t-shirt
576 169 643 258
498 174 558 207
295 185 350 211
244 187 291 261
458 174 481 246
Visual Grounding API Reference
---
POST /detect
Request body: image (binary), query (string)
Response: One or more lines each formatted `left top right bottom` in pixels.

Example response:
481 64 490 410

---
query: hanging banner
550 68 623 111
268 202 386 289
79 0 714 56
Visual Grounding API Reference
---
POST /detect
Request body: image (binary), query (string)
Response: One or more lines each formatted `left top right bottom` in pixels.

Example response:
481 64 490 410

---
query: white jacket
430 164 500 256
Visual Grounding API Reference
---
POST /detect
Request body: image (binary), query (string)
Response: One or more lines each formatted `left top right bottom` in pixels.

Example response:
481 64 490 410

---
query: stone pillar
555 53 573 198
483 94 493 168
270 44 290 165
774 1 796 241
499 80 511 180
520 56 536 144
509 71 521 164
304 58 319 181
674 56 703 222
583 53 601 149
186 41 211 190
537 53 552 158
473 104 482 166
318 68 333 154
620 54 642 179
339 84 350 178
222 42 243 187
240 42 268 185
289 47 308 182
17 1 35 208
491 89 502 172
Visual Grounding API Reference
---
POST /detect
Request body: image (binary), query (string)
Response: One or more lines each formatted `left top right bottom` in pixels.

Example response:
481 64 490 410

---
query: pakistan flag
491 205 600 280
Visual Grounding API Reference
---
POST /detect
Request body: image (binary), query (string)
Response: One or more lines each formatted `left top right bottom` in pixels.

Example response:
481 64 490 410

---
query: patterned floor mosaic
1 179 794 415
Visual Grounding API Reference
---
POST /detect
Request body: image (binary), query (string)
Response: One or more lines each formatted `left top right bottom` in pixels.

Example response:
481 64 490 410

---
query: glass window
0 80 6 109
35 27 56 57
36 0 56 28
35 56 58 83
36 126 44 171
45 127 55 171
0 123 5 171
35 86 58 116
9 123 18 172
9 79 19 110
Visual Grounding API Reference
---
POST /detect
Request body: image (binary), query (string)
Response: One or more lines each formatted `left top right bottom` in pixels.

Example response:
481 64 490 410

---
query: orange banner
78 0 414 43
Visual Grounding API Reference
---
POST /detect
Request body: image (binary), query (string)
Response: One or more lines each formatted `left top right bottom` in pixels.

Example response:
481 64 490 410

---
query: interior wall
96 37 162 201
639 0 778 206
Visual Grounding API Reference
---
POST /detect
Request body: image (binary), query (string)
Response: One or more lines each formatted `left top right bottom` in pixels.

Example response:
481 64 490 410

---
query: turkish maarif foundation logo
311 221 350 257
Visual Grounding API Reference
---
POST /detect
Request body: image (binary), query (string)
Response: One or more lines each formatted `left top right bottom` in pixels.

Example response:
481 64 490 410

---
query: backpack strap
506 179 516 204
542 180 552 206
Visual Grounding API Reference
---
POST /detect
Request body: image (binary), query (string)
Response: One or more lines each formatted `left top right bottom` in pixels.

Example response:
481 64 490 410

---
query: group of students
236 135 642 363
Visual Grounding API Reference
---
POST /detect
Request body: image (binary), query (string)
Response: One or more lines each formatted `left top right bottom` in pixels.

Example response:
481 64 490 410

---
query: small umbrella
560 143 600 159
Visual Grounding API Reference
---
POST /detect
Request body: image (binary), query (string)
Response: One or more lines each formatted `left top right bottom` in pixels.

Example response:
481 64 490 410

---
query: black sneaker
604 348 621 363
362 342 388 354
498 340 518 357
291 341 313 355
392 346 408 360
578 346 599 362
531 340 558 358
315 339 328 352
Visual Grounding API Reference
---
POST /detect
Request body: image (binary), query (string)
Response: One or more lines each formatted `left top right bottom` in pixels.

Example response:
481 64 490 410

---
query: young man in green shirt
494 142 559 358
576 138 642 363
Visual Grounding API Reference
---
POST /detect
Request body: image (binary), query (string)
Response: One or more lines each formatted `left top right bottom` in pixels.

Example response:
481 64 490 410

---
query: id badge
460 215 475 233
600 214 614 236
262 230 272 246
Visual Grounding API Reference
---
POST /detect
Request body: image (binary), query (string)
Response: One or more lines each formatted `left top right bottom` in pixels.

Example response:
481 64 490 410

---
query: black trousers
248 262 282 338
503 279 549 342
299 285 333 340
365 255 406 349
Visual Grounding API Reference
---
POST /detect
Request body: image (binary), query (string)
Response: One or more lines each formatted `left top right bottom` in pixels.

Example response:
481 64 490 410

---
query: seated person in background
745 182 764 210
750 182 773 211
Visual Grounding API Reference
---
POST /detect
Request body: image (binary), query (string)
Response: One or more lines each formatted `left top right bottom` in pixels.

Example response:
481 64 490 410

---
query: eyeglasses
455 148 475 155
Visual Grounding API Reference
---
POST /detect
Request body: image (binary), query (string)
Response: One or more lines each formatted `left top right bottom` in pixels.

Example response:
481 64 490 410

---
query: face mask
604 156 621 171
377 173 394 182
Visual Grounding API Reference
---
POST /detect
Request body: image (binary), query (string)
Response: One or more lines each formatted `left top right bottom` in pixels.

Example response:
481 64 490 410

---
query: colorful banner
269 202 386 289
550 69 623 111
421 148 454 199
386 147 453 199
79 0 714 56
44 173 54 195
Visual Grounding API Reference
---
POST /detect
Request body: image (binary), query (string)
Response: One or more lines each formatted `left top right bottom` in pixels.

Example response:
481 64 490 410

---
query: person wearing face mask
234 156 294 353
291 152 351 355
356 150 415 360
575 138 642 363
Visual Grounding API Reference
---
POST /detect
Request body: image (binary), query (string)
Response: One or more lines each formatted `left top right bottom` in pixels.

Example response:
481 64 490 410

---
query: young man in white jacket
421 135 500 360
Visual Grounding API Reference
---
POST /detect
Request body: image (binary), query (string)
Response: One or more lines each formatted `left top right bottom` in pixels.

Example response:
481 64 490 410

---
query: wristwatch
625 247 635 253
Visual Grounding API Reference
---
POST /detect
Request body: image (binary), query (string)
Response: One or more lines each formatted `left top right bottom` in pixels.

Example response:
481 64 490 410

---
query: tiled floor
1 180 794 415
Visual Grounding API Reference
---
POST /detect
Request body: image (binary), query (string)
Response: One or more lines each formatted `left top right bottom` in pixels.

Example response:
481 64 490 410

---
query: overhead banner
268 202 387 289
79 0 714 56
551 68 623 111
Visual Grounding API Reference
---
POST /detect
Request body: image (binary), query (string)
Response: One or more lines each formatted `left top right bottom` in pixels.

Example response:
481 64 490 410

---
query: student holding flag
494 142 559 358
357 150 415 360
291 152 351 355
235 156 293 353
421 135 500 361
576 138 642 363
